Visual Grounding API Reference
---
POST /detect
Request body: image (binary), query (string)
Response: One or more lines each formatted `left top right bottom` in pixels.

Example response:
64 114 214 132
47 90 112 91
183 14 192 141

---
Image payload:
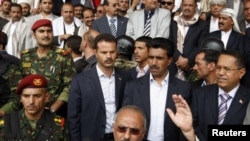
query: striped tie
143 11 151 36
218 93 231 125
110 18 117 37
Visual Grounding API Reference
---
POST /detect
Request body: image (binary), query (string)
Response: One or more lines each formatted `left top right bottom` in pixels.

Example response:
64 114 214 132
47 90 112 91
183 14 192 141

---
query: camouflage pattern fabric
20 47 76 105
115 56 137 70
0 109 68 141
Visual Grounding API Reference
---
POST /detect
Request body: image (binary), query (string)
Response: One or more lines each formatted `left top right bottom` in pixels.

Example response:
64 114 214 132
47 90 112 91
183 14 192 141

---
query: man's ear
45 92 51 103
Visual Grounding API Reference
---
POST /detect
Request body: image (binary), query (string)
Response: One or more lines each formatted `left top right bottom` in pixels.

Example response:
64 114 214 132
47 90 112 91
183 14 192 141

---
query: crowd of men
1 0 250 140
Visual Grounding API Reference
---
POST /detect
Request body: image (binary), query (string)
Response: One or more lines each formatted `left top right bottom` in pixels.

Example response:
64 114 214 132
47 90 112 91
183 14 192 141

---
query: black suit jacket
169 19 208 66
208 30 245 55
0 17 8 31
68 65 130 141
92 15 128 37
123 73 191 141
127 67 150 80
192 84 250 141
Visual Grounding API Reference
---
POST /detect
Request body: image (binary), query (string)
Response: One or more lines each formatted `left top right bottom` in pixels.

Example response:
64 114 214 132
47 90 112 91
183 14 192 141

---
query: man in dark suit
208 8 245 55
92 0 128 38
191 37 224 90
127 36 152 80
0 17 8 31
66 35 85 73
123 38 191 141
239 0 250 34
170 0 208 81
203 0 227 33
68 33 130 141
191 50 250 141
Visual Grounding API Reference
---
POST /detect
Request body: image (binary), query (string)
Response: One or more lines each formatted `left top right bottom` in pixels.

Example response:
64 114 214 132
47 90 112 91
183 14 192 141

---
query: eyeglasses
215 66 241 73
161 1 174 6
114 126 142 135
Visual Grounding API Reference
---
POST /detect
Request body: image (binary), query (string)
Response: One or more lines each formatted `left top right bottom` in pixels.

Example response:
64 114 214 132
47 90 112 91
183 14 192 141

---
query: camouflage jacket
115 56 137 70
20 47 76 104
0 109 68 141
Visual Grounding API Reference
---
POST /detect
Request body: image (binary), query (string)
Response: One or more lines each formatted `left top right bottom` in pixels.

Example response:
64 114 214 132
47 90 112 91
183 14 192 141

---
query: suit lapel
88 67 106 110
226 31 235 49
104 16 112 34
224 85 249 123
114 68 123 109
207 86 220 123
139 74 151 119
116 16 125 36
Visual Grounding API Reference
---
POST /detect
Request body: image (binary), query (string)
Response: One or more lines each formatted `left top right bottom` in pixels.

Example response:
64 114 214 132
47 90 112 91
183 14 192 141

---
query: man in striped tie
191 50 250 140
167 50 250 141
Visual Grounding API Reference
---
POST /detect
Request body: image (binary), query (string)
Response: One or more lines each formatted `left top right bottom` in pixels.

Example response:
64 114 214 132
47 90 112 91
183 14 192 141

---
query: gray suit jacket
126 8 171 40
92 15 128 37
227 0 244 24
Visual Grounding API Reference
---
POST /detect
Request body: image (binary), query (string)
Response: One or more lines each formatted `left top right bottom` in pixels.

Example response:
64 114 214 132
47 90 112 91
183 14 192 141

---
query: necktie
143 11 151 36
218 93 231 125
110 18 117 37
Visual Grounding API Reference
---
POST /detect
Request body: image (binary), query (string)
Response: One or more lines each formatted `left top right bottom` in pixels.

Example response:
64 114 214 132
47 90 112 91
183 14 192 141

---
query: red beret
16 74 48 95
32 19 52 31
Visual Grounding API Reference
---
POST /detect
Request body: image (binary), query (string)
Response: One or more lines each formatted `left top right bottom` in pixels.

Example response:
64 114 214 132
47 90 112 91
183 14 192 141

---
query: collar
218 84 240 99
96 64 115 77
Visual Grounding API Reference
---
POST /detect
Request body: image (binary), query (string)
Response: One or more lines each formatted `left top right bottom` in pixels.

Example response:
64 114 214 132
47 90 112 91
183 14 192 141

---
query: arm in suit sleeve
122 81 133 106
191 88 206 141
156 9 171 38
243 101 250 124
67 76 82 141
92 21 100 33
125 14 136 40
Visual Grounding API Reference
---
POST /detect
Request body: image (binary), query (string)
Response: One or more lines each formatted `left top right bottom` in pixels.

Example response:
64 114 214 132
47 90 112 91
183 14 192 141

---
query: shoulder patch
0 119 4 127
55 48 70 56
21 49 30 55
54 116 65 127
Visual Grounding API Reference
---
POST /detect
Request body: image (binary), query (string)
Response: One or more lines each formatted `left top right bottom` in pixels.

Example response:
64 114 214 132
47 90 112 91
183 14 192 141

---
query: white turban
220 8 240 33
17 0 31 5
210 0 227 6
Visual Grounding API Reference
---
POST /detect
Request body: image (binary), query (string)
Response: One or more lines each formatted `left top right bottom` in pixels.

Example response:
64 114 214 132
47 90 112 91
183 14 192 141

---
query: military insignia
54 116 65 127
21 49 30 54
22 63 32 67
56 48 69 56
239 99 243 104
0 119 4 126
33 78 42 86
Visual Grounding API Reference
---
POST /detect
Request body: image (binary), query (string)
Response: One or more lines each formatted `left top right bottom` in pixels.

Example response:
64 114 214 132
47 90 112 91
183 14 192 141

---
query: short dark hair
10 3 22 11
83 7 94 18
149 37 174 58
66 35 82 55
197 49 221 65
219 50 246 69
135 36 152 49
94 33 116 50
103 0 109 6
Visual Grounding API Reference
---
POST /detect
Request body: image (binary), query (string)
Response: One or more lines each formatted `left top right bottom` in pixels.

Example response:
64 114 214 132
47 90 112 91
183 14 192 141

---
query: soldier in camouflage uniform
115 35 137 70
0 74 68 141
0 19 76 118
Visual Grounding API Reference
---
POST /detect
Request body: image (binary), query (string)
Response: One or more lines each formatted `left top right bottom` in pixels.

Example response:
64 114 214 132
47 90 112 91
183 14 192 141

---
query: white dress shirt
96 65 116 134
221 30 232 49
209 16 219 33
136 64 149 78
147 73 169 141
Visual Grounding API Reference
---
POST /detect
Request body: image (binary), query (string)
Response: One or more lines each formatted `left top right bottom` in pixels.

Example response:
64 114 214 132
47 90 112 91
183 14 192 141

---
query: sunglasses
161 1 174 6
114 126 142 135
